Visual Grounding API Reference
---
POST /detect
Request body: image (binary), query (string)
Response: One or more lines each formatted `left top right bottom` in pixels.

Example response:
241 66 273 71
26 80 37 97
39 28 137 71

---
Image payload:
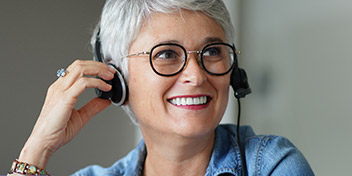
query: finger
66 77 112 99
65 60 115 84
67 60 116 75
77 97 111 126
60 60 116 89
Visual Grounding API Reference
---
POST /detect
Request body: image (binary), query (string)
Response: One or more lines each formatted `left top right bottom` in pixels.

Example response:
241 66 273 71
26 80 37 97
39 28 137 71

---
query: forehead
132 9 226 50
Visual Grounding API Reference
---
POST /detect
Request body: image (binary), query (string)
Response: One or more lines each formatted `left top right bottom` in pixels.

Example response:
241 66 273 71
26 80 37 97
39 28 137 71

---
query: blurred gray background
1 0 351 175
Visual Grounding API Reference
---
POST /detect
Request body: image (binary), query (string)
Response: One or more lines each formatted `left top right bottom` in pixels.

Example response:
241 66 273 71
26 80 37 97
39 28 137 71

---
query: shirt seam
212 128 239 176
255 136 277 176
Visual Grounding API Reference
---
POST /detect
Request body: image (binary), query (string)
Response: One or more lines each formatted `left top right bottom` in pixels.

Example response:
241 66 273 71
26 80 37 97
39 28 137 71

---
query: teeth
169 96 208 106
181 98 186 105
186 98 193 104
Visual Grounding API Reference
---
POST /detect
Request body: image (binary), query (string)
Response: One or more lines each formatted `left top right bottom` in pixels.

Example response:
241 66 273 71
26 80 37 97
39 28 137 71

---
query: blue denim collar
124 141 146 176
205 125 244 176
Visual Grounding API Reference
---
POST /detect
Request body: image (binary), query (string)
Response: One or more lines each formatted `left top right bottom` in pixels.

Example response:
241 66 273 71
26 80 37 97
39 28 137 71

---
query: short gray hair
91 0 235 124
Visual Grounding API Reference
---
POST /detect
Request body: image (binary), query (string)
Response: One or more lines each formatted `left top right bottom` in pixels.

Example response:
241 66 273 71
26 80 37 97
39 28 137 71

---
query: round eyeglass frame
127 42 239 77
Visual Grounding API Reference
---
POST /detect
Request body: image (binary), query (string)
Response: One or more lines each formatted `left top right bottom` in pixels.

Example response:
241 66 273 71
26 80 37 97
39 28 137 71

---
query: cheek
127 61 175 119
212 74 230 96
128 63 153 109
211 75 231 110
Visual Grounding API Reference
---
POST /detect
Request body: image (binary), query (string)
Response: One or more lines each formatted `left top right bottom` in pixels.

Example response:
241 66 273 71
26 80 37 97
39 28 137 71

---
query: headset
94 29 251 175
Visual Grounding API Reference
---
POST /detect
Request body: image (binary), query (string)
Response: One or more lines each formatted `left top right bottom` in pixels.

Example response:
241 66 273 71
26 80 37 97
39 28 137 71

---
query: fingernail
102 71 114 79
108 66 116 73
106 84 112 91
100 84 112 92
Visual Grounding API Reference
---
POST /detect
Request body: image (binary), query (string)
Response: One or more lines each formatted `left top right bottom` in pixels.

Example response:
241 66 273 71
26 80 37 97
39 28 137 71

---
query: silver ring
57 68 68 77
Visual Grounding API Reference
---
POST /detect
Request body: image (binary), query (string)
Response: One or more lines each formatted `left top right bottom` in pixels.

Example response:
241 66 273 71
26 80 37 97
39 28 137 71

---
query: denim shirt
71 124 314 176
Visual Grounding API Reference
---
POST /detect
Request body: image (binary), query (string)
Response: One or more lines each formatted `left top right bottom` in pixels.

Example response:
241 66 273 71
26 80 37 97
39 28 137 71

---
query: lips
167 95 212 108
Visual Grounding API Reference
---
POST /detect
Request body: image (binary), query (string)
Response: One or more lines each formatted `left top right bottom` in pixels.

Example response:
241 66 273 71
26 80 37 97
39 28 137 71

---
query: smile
168 96 211 106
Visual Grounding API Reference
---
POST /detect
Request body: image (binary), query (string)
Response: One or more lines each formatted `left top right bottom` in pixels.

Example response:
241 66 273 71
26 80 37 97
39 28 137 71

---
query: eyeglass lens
150 43 235 76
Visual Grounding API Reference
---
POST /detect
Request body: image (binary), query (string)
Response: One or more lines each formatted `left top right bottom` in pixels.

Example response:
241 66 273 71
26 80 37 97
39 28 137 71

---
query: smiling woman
8 0 314 176
127 10 231 143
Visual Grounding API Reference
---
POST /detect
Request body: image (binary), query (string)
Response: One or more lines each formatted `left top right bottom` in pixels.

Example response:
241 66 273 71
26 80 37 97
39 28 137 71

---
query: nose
179 52 207 86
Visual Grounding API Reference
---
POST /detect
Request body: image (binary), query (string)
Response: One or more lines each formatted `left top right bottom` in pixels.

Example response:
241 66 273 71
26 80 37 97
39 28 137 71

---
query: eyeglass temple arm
126 51 150 57
125 48 240 57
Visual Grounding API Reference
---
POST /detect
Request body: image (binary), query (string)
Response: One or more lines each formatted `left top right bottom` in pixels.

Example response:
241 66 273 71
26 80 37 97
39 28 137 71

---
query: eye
203 47 221 57
154 50 178 60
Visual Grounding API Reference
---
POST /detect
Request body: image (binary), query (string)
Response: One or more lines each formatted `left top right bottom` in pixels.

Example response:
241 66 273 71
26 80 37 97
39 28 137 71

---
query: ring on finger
57 68 69 78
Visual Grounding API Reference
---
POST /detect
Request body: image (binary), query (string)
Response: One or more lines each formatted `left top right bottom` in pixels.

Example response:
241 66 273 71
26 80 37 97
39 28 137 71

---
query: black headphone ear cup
230 67 252 98
109 66 128 106
95 64 128 106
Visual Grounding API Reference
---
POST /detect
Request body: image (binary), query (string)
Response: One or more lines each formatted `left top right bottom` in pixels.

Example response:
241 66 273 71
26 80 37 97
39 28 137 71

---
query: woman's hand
18 60 116 169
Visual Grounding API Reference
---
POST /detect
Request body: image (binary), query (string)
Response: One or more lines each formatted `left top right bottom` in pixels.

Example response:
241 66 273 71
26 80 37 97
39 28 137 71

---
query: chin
170 118 220 139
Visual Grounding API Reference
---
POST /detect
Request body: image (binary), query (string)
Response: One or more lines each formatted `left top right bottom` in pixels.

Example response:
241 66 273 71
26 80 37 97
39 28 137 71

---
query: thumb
77 97 111 126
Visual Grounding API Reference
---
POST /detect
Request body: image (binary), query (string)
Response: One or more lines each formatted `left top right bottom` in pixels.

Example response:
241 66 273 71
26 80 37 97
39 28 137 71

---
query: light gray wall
0 1 137 175
239 0 352 175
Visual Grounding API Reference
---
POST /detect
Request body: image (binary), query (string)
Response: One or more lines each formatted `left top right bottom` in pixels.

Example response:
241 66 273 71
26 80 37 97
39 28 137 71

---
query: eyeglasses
126 43 240 77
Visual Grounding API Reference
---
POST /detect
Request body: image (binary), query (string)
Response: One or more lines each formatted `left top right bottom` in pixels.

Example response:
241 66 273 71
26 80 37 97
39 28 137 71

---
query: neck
141 128 215 176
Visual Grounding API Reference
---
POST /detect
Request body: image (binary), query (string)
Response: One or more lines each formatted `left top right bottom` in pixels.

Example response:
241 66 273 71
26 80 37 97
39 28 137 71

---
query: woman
9 0 314 175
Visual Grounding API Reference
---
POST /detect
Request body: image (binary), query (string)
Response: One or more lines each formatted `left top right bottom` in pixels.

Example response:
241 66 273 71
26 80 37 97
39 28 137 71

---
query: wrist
18 137 54 169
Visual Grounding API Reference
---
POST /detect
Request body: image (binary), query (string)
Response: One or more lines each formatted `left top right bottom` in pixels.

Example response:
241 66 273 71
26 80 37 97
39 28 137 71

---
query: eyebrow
155 37 225 46
201 37 225 44
157 40 179 45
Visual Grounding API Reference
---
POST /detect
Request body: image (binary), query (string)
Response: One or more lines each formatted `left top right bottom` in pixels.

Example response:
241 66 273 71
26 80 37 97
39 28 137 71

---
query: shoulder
245 134 314 175
70 141 146 176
